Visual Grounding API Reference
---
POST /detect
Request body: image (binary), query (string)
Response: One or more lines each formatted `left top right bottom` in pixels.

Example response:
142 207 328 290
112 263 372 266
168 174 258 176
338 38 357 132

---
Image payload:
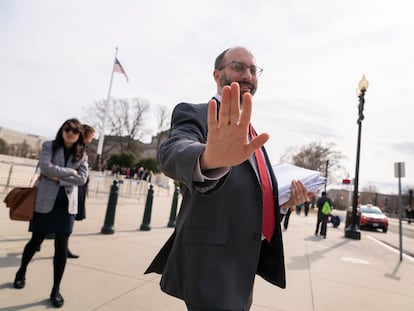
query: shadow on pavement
0 299 50 310
384 260 402 281
287 238 351 270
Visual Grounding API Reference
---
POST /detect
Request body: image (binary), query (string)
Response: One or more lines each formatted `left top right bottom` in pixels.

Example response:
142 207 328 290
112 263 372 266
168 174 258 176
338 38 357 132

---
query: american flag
113 57 129 82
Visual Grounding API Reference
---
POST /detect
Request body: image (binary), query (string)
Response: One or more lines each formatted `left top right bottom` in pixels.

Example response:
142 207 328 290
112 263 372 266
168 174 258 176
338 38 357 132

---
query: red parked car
359 204 388 233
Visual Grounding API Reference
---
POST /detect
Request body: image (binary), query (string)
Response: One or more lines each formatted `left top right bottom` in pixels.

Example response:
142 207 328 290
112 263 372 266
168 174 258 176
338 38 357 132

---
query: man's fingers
239 92 252 127
248 133 269 154
289 180 309 205
229 83 241 125
207 99 218 130
219 83 243 126
219 86 232 126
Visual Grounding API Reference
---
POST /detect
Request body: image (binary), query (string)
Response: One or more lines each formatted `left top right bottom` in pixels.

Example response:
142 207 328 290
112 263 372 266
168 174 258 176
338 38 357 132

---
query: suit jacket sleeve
40 141 75 177
40 140 88 186
158 103 228 194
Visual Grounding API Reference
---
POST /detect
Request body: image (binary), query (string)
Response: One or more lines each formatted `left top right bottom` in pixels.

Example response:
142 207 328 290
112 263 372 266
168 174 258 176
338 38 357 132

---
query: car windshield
361 208 382 214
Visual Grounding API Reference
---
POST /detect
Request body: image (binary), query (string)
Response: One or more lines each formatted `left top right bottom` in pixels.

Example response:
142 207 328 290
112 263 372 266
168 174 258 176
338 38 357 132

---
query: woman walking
13 118 89 308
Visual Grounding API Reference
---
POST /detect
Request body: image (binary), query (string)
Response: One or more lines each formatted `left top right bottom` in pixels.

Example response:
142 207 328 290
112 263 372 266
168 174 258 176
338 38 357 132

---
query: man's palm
200 82 269 170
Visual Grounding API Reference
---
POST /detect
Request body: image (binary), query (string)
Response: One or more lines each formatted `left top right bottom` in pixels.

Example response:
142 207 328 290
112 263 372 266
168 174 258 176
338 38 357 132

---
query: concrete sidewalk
1 189 414 310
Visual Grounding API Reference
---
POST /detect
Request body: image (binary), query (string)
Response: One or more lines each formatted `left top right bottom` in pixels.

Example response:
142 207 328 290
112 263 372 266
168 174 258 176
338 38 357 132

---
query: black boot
13 269 26 289
50 290 64 308
67 249 79 259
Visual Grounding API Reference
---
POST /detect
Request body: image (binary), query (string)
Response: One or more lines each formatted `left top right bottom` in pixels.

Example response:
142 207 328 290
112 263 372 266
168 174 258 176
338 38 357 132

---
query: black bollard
139 184 154 231
101 180 120 234
167 187 180 227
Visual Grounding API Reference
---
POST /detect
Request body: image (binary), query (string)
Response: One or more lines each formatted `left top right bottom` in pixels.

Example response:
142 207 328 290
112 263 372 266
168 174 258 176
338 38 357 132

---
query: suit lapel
53 148 65 166
248 155 260 181
54 147 75 167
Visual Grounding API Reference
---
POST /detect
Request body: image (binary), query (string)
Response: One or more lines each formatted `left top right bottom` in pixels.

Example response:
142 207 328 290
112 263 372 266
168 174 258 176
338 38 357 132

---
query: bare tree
84 97 150 154
155 104 171 150
108 98 150 152
156 104 170 133
280 141 349 185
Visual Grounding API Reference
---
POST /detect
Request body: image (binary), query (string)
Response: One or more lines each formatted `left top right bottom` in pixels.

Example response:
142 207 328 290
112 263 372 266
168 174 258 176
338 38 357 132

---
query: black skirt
30 186 75 234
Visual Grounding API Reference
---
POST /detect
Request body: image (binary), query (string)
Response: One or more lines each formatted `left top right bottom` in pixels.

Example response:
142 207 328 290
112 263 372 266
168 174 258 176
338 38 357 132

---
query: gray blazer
34 140 89 214
145 102 285 310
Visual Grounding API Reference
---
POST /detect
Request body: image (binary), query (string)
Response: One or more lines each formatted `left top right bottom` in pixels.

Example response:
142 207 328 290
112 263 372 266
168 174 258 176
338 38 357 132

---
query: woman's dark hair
52 118 85 163
82 124 95 138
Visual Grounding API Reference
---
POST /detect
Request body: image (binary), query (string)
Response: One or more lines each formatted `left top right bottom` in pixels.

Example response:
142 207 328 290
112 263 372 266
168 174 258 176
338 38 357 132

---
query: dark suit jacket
145 102 285 310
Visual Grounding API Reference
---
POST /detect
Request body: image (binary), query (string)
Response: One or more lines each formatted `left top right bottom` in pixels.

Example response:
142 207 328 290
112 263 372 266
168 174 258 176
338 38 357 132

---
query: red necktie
250 125 275 242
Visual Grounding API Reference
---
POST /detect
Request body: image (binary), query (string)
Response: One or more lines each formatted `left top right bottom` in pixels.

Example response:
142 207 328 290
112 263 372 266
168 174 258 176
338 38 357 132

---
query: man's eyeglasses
63 126 80 135
219 61 263 77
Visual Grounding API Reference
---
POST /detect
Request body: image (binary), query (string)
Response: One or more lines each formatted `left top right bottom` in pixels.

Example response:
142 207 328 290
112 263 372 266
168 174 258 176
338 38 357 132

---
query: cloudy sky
1 0 413 193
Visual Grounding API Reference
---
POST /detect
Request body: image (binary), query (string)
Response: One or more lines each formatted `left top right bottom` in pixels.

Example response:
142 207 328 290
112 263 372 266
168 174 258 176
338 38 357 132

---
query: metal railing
0 161 173 199
0 161 38 192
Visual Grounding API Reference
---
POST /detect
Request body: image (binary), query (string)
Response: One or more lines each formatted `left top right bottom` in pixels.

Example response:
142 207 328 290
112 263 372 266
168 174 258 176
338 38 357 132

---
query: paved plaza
1 185 414 310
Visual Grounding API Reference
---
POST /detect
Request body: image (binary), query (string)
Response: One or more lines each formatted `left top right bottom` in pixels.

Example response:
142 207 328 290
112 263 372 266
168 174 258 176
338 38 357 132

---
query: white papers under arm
273 163 326 205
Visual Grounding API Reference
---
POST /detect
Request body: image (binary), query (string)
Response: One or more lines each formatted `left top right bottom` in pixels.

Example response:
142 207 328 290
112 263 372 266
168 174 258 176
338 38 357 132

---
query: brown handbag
3 162 39 221
4 186 37 221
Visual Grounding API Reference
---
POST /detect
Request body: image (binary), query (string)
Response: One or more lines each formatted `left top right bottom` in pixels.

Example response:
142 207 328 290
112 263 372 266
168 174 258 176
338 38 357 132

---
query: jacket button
253 233 262 241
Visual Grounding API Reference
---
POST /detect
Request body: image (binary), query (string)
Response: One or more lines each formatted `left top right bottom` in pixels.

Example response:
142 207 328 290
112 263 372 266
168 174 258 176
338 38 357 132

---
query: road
388 217 414 239
332 209 414 258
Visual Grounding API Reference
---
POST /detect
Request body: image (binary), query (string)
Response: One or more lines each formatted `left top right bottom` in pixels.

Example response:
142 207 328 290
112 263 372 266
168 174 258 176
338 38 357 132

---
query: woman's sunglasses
63 125 80 135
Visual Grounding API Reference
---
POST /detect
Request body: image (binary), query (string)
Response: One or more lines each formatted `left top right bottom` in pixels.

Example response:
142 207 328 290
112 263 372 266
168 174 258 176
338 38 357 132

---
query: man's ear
213 69 220 82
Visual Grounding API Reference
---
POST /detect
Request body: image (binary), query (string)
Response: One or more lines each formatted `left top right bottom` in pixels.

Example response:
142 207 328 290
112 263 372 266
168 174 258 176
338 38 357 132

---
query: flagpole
96 47 118 170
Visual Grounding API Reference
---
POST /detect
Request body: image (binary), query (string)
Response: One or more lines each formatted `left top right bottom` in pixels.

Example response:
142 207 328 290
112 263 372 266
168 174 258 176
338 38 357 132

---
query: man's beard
219 74 256 102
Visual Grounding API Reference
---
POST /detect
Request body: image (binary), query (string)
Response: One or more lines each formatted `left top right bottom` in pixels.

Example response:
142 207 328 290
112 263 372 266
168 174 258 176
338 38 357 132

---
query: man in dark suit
145 46 309 310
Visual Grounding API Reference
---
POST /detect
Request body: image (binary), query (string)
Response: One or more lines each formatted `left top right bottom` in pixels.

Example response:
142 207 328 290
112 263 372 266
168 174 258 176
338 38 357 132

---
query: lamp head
356 75 368 96
358 75 369 91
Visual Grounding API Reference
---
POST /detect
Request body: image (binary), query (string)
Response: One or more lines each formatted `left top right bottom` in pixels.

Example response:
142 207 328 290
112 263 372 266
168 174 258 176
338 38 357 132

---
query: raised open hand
200 82 269 170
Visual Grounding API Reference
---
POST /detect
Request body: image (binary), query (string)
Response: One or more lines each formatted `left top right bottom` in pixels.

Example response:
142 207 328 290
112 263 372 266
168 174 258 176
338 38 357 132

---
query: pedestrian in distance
280 207 292 230
295 202 303 215
13 118 89 308
406 205 412 224
68 124 95 259
330 214 341 228
315 191 333 239
145 46 311 311
304 200 310 216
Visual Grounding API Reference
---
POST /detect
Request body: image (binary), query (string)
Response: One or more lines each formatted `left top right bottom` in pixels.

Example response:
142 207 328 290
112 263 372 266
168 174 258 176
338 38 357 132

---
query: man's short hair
214 48 230 70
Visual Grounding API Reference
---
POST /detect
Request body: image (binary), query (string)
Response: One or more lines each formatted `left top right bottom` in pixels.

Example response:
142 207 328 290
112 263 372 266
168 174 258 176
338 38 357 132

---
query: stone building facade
0 126 168 166
0 127 48 158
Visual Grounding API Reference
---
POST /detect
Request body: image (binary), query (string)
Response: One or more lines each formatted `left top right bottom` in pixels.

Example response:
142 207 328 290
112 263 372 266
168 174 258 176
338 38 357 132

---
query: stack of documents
273 163 326 205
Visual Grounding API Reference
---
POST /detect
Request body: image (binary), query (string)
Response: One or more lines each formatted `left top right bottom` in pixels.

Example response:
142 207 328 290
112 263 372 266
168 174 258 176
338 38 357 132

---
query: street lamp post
345 75 369 240
324 157 329 192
